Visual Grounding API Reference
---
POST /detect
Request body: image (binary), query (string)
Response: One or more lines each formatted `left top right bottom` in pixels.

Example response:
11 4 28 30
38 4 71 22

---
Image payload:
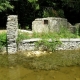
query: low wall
18 38 80 51
56 38 80 50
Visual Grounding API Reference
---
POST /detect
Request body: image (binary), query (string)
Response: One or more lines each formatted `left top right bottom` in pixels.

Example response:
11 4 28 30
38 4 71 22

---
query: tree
0 0 14 29
0 0 14 12
3 0 80 28
61 0 80 12
60 0 80 23
10 0 80 29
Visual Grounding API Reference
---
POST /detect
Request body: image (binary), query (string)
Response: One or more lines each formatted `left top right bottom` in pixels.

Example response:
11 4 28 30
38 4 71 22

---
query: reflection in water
9 66 21 80
0 66 80 80
8 55 21 80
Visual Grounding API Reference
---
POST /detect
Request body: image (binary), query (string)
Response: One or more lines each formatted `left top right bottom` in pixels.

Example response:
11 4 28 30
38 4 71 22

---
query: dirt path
0 30 6 33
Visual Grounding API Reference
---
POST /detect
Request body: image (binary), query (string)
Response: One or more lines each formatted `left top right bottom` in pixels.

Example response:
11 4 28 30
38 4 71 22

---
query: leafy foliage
61 0 80 12
0 0 14 12
28 0 39 10
0 32 6 51
36 39 61 52
17 0 80 28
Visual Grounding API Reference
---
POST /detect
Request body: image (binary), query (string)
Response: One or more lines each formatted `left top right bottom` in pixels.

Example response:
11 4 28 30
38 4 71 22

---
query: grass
18 31 79 40
17 26 80 42
17 27 80 51
0 27 79 50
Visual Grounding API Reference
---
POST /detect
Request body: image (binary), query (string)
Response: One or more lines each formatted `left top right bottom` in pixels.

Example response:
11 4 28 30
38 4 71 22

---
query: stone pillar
6 15 18 54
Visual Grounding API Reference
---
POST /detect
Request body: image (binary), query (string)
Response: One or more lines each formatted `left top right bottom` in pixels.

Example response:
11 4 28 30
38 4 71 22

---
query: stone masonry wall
56 39 80 50
6 15 18 54
18 38 80 51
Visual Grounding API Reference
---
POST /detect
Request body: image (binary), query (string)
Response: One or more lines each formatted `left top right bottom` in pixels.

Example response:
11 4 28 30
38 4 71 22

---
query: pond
0 50 80 80
0 66 80 80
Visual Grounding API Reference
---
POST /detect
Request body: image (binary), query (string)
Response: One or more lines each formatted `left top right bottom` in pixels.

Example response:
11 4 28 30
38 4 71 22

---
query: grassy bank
27 50 80 70
0 50 80 70
0 27 80 70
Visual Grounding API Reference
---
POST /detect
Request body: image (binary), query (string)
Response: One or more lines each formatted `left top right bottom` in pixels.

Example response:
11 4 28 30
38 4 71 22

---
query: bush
36 39 61 51
0 32 7 51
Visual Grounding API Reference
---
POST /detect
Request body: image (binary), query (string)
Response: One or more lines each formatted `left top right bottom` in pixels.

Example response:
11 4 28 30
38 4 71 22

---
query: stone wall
6 15 18 54
18 38 80 51
56 39 80 50
18 38 41 51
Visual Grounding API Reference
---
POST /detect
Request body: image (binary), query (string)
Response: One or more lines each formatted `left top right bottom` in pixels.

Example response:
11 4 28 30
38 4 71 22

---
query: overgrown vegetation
18 26 80 41
0 26 79 51
16 32 30 43
35 39 61 51
0 32 6 51
57 26 79 38
0 0 14 12
17 26 80 51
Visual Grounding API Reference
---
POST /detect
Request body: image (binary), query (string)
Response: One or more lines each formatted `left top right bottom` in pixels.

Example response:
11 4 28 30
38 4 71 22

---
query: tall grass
18 26 80 41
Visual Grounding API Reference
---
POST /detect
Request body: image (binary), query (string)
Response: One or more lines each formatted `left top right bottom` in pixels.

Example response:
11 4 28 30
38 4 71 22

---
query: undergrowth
0 32 6 51
0 26 79 52
16 27 80 51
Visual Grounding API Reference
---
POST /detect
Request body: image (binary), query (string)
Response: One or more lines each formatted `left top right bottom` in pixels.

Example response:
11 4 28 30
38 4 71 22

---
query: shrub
57 26 78 38
0 32 7 51
36 39 61 51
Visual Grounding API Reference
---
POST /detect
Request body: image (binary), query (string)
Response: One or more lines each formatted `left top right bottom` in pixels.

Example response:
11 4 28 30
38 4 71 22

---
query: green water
0 66 80 80
0 50 80 80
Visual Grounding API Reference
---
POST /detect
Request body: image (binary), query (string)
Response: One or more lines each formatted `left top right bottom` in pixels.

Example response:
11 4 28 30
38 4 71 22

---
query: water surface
0 50 80 80
0 66 80 80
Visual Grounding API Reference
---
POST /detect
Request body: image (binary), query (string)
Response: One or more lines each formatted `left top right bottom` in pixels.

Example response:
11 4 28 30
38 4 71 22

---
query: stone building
32 17 68 33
